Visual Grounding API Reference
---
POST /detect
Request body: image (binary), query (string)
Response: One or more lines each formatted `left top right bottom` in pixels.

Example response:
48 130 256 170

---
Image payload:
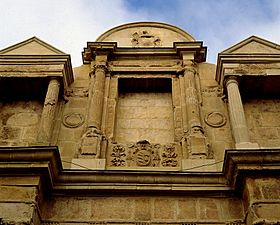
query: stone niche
0 77 47 146
115 78 174 143
108 77 180 169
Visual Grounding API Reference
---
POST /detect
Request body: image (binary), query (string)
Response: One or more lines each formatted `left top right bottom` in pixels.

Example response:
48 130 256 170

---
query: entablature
82 42 207 65
216 36 280 95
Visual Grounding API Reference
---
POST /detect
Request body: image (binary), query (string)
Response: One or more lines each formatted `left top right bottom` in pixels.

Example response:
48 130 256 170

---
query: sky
1 0 280 67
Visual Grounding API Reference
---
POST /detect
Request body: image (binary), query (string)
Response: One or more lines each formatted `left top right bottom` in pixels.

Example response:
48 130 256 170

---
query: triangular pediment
0 36 65 55
222 36 280 54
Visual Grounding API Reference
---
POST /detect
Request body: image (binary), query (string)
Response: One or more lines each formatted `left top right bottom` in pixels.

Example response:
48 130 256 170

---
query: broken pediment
222 36 280 54
0 36 65 55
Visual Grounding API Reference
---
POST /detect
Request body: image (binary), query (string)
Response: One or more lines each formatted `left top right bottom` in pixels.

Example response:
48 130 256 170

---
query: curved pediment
96 22 196 47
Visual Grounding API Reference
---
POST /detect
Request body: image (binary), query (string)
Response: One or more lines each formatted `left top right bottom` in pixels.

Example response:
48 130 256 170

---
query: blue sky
1 0 280 66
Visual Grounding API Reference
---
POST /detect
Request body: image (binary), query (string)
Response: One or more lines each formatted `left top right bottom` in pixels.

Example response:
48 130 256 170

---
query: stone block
220 198 244 220
134 198 151 220
182 159 218 172
177 198 197 220
261 180 280 199
91 197 134 220
0 186 37 202
71 158 106 170
253 203 280 220
154 198 176 220
0 202 35 221
43 198 91 220
198 198 219 220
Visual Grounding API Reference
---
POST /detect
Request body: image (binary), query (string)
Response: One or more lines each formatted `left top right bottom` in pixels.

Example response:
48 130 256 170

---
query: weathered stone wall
244 177 280 224
115 92 175 143
244 99 280 147
0 177 41 225
0 101 42 146
41 196 244 224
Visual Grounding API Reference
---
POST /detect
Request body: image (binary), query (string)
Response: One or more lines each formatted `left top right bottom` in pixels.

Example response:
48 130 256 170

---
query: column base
235 142 259 149
71 158 106 170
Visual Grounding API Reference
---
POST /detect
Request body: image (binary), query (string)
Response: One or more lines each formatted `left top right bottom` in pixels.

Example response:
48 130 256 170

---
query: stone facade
0 22 280 225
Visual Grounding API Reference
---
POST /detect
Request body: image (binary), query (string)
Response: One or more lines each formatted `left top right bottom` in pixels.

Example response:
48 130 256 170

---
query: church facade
0 22 280 225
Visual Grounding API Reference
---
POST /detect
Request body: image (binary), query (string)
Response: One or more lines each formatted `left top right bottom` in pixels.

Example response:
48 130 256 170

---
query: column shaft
184 67 202 129
87 65 106 129
37 78 60 144
225 76 250 144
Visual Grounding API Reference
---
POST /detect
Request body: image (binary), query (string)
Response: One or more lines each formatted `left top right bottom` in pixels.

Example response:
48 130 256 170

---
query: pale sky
1 0 280 67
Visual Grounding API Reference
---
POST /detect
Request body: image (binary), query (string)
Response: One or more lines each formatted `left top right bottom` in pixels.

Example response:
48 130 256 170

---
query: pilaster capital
90 64 109 77
180 60 197 75
224 75 240 87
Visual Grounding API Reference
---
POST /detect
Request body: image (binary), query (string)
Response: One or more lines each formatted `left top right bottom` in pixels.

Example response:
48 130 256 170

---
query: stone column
182 61 208 159
225 76 258 148
79 58 107 158
37 77 60 144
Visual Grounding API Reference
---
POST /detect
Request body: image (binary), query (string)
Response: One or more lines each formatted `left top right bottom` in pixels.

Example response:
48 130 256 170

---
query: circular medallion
136 150 151 166
63 113 84 128
205 112 226 128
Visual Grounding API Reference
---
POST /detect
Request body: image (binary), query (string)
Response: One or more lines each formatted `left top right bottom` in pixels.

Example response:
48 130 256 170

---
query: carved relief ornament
131 30 161 47
109 141 179 168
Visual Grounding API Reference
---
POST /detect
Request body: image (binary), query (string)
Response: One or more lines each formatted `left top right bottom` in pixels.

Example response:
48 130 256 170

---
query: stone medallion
204 112 226 128
62 113 84 128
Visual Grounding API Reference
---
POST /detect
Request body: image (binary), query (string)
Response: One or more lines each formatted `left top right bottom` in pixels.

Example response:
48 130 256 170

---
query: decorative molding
64 88 89 98
162 144 178 167
204 111 227 128
111 144 126 166
79 127 104 156
201 86 223 97
63 113 84 128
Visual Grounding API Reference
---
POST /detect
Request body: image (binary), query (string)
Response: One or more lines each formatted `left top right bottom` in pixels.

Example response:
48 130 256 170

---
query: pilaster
181 60 209 159
79 56 108 158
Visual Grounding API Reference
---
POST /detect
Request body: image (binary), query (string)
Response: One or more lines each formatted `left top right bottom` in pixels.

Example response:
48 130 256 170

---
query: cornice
82 42 207 64
0 146 280 196
0 54 74 89
215 53 280 85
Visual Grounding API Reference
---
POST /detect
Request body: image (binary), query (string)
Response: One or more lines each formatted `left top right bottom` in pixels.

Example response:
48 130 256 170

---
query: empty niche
115 78 175 144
